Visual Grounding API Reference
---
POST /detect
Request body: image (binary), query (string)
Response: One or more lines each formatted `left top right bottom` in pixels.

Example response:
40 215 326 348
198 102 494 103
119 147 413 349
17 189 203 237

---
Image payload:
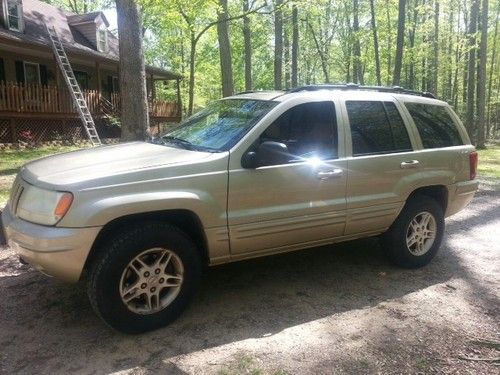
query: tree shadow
0 190 498 373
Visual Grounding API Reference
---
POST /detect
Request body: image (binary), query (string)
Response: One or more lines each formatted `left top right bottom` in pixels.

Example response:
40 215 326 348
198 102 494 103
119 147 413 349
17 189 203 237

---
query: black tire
381 195 444 268
87 221 202 334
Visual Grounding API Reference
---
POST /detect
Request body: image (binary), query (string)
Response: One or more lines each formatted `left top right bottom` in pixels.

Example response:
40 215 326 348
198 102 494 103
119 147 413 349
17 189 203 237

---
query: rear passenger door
343 100 419 235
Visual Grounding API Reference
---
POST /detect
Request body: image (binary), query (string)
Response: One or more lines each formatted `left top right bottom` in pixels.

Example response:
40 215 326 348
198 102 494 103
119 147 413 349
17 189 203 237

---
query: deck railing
0 82 180 119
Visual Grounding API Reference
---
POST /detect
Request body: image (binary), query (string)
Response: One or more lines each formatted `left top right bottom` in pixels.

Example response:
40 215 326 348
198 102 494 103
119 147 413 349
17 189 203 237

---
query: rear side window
405 103 463 148
346 101 412 156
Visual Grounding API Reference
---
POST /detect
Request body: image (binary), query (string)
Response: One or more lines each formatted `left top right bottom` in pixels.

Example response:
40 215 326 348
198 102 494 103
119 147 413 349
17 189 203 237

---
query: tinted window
405 103 463 148
346 101 412 156
260 101 337 161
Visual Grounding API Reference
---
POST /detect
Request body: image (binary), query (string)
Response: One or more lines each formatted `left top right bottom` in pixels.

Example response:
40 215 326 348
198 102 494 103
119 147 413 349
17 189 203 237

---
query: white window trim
5 0 24 32
96 27 108 52
23 62 41 85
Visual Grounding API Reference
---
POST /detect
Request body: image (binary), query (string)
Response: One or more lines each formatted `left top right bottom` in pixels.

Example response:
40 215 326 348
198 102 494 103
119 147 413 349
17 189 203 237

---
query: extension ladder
46 25 101 146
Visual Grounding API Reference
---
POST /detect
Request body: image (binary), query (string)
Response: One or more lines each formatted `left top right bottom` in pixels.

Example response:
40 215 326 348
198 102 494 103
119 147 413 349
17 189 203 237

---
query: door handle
400 160 420 169
316 169 343 180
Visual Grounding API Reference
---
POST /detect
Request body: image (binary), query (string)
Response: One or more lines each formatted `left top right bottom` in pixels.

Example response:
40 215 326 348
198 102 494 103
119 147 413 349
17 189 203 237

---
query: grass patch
0 145 84 207
477 144 500 178
0 145 83 176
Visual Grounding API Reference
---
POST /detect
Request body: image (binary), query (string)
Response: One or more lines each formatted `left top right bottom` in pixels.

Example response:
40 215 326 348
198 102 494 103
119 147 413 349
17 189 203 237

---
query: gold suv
2 85 479 333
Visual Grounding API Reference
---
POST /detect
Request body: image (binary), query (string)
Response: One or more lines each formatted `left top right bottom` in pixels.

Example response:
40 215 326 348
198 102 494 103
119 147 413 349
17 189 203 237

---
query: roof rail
287 83 436 99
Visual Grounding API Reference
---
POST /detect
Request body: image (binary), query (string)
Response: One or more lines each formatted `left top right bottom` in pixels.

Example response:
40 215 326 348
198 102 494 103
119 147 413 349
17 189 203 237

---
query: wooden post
176 79 181 118
96 61 101 97
150 73 155 100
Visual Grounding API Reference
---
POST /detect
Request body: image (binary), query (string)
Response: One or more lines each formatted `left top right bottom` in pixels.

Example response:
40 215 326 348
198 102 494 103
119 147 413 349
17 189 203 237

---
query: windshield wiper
161 136 193 149
160 136 221 153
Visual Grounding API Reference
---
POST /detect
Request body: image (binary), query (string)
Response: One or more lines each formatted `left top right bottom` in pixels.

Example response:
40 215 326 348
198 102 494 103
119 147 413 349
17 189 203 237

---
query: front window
7 0 23 32
159 99 278 152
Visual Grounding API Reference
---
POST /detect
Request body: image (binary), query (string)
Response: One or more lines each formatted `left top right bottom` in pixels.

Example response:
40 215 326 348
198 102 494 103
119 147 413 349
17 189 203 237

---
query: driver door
227 101 347 256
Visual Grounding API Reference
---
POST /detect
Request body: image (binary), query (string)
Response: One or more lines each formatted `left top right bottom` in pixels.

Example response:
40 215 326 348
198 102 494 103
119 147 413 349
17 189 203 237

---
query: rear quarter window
405 103 463 148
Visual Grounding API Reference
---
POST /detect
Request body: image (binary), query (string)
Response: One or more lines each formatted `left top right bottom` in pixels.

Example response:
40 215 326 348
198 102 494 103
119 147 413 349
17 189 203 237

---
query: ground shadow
0 187 498 373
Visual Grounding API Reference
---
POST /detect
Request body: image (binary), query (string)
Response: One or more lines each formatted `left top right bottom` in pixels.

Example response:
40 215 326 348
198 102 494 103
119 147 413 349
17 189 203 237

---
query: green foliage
41 0 113 14
478 144 500 178
137 0 497 123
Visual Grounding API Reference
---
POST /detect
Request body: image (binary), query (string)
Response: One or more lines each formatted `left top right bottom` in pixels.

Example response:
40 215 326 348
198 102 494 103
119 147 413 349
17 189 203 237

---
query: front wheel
381 195 444 268
87 222 201 333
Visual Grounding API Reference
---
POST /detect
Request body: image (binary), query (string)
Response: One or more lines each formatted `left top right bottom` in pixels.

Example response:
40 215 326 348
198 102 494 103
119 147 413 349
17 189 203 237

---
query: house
0 0 182 144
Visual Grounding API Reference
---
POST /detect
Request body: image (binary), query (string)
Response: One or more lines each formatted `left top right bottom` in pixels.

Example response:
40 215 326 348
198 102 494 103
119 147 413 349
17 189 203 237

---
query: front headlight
17 184 73 226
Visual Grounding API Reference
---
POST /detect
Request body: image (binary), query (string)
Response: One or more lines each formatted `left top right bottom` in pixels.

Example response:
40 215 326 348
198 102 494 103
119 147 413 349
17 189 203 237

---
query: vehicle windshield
158 99 277 152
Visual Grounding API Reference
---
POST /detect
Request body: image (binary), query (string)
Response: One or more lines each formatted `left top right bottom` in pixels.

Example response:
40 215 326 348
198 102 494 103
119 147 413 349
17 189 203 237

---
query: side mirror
241 141 289 168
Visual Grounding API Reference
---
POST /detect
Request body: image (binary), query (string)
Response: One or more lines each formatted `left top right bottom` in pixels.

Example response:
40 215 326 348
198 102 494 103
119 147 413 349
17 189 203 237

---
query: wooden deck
0 82 181 120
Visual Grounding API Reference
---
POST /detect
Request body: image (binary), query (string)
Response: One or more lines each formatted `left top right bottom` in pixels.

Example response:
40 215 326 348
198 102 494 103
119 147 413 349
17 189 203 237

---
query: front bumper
2 204 102 283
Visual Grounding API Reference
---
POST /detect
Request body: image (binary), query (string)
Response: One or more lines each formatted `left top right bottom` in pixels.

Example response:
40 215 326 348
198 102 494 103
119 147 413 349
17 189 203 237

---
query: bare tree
116 0 150 141
393 0 406 86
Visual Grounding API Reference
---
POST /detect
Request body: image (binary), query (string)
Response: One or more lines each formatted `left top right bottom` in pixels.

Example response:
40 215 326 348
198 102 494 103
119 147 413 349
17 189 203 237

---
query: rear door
343 98 421 235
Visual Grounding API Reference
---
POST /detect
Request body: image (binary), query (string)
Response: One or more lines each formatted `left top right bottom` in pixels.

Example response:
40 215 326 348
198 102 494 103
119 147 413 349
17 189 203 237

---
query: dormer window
96 26 108 52
6 0 23 32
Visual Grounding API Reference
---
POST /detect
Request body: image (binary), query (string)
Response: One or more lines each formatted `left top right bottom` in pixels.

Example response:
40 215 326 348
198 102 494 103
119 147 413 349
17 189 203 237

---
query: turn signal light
54 192 73 217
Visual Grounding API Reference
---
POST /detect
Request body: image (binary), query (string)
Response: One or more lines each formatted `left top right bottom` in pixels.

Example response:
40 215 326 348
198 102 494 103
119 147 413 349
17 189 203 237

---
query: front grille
9 177 24 215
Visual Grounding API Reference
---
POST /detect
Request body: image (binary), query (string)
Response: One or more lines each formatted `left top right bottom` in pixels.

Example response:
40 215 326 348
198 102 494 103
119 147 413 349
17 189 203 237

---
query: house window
24 62 40 85
74 70 90 90
96 27 108 52
6 0 23 32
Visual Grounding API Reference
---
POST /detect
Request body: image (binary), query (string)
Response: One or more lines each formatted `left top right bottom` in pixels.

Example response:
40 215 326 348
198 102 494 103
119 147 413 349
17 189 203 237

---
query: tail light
469 151 478 180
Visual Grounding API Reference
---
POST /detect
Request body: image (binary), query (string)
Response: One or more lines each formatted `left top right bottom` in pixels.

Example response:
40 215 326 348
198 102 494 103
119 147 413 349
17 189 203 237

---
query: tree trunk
393 0 406 86
243 0 252 91
307 21 330 82
284 12 290 89
431 0 439 95
217 0 234 97
188 35 196 116
408 0 419 89
385 0 393 85
352 0 363 84
486 4 499 138
476 0 488 148
291 5 298 87
274 0 283 89
369 0 382 86
466 0 479 139
115 0 150 141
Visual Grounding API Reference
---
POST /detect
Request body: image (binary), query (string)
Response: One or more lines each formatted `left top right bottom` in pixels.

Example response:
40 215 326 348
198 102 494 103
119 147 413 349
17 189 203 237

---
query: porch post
150 73 155 100
95 61 101 97
176 78 182 118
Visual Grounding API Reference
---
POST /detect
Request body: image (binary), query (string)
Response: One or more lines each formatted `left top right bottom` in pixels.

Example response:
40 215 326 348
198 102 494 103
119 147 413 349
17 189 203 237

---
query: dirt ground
0 180 498 375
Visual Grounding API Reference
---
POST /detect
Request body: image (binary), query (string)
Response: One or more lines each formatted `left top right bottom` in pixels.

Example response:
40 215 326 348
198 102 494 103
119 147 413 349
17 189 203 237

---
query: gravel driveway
0 181 498 375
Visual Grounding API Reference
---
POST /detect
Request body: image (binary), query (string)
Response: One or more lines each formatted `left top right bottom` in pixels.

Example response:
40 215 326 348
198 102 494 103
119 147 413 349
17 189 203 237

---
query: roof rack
287 83 436 99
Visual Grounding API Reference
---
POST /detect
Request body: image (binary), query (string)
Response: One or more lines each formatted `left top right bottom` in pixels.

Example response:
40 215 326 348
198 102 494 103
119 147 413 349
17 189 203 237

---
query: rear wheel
87 222 201 333
381 195 444 268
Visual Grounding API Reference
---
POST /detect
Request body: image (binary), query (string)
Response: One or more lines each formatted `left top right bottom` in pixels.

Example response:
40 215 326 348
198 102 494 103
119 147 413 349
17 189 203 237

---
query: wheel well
407 185 448 212
83 210 209 275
